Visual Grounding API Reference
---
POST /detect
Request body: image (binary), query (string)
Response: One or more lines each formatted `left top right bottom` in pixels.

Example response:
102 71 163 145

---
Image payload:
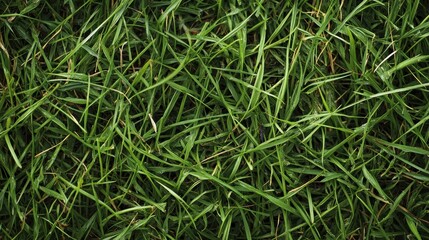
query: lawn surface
1 0 429 239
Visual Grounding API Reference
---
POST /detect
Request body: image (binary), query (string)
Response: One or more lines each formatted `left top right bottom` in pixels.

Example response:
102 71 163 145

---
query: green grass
1 0 429 239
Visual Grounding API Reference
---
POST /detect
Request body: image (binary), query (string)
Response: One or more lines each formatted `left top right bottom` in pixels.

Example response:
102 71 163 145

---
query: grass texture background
1 0 429 239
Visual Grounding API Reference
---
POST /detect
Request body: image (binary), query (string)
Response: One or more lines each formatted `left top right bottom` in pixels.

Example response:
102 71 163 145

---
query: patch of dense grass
1 0 429 239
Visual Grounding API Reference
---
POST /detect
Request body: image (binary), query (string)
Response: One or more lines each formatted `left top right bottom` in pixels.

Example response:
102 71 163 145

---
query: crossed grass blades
1 0 429 239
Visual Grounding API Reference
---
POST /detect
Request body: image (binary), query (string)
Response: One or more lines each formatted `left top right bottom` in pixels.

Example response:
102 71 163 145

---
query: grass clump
1 0 429 239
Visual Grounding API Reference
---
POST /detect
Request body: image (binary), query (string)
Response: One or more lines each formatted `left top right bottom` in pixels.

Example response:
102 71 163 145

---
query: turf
1 0 429 239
